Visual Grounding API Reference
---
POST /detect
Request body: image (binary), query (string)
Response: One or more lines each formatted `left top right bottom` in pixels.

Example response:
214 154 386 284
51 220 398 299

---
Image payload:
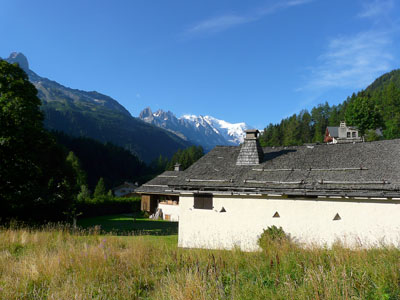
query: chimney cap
245 129 260 140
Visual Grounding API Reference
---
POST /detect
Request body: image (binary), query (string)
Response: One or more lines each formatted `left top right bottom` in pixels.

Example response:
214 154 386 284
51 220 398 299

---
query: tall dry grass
0 225 399 299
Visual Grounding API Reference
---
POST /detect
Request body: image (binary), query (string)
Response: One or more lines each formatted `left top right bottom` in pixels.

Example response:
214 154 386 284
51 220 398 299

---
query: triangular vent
273 211 280 218
220 207 226 213
333 213 341 221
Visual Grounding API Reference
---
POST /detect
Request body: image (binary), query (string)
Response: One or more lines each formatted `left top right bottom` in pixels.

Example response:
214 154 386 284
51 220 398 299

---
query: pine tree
94 177 106 198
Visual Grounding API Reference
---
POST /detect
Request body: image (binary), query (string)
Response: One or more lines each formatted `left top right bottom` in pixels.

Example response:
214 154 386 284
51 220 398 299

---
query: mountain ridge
3 52 191 162
139 107 250 151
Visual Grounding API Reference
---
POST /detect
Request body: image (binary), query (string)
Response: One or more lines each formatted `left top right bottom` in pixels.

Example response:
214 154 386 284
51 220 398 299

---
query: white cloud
184 0 313 36
358 0 394 19
187 15 252 34
307 30 395 90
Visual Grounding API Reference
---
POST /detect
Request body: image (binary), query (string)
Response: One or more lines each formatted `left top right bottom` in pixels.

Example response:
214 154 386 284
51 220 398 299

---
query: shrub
257 226 290 250
77 196 141 217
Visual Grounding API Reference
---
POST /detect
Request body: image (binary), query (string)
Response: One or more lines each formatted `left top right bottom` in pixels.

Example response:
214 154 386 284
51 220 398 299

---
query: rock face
139 107 250 151
138 107 154 123
6 52 30 72
3 52 191 162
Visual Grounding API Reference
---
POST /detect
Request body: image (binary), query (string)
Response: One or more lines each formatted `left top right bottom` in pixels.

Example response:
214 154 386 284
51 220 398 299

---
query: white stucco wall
158 203 179 221
178 194 400 251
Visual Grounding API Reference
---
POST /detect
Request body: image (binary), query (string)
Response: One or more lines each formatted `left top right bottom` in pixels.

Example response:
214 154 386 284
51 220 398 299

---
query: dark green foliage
53 131 148 190
260 69 400 146
151 155 170 174
345 95 383 136
94 178 106 198
364 129 382 142
41 98 191 163
0 60 76 221
66 151 87 187
165 145 204 171
77 184 91 203
77 197 141 218
148 146 203 175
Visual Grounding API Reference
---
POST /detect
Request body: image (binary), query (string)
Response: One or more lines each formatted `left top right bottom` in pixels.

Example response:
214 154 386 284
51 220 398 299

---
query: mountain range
139 108 249 151
2 52 251 161
3 52 191 162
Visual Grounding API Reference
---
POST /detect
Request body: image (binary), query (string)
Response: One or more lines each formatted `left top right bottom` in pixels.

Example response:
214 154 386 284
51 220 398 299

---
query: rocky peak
139 107 154 122
6 52 29 72
154 109 177 121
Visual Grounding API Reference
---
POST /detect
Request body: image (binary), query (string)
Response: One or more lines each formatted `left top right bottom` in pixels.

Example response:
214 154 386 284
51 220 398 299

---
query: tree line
151 145 204 174
259 69 400 147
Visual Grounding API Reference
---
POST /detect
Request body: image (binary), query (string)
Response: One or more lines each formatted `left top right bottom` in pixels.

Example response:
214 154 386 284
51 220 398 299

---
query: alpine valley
3 52 193 162
3 52 250 161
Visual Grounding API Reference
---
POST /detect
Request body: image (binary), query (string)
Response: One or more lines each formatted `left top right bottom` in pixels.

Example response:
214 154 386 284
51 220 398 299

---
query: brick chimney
236 129 264 165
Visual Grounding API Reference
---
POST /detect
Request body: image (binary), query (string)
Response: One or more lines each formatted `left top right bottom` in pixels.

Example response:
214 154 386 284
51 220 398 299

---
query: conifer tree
94 177 106 198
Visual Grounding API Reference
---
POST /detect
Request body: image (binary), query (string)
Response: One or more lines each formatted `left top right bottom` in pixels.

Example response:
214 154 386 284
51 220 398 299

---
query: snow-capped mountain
181 115 248 145
139 107 250 151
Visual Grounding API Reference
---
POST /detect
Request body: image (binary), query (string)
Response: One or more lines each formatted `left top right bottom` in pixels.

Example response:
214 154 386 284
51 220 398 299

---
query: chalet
324 121 361 143
138 164 182 221
137 130 400 251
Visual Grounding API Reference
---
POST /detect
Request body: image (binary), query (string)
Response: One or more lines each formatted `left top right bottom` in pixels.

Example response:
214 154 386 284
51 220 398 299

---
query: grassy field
0 216 400 299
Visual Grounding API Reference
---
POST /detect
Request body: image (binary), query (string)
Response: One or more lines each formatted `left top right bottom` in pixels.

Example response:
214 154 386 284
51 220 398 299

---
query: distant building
138 164 182 221
112 182 138 197
324 121 361 143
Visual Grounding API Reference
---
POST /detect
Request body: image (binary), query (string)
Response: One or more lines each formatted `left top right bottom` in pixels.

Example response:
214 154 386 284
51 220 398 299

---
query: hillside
53 132 149 190
260 68 400 147
3 52 191 162
366 69 400 93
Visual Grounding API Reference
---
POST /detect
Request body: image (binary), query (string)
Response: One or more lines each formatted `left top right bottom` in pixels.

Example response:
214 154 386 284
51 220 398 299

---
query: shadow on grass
77 214 178 236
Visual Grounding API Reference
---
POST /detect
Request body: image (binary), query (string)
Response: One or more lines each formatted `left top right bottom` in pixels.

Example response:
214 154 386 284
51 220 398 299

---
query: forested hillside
150 145 204 174
260 69 400 146
53 132 149 191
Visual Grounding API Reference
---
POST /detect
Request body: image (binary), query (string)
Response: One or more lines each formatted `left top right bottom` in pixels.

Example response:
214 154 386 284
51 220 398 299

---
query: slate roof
137 139 400 198
327 127 339 137
135 171 182 194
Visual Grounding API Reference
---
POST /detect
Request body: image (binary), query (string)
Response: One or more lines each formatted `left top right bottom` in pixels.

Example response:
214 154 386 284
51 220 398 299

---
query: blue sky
1 0 400 128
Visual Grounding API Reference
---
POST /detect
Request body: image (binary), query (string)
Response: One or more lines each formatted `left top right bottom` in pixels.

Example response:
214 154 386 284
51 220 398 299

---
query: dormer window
347 132 351 138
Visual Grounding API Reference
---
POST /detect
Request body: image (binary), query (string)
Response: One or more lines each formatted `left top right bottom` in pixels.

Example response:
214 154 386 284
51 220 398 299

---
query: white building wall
158 203 180 221
178 195 400 251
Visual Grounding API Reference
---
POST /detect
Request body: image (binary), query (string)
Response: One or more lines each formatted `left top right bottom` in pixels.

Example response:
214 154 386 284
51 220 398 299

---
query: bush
365 129 382 142
77 196 141 218
257 226 290 250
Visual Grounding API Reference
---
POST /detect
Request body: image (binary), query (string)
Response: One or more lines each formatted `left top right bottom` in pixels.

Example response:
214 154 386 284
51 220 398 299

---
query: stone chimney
236 129 264 165
174 163 182 172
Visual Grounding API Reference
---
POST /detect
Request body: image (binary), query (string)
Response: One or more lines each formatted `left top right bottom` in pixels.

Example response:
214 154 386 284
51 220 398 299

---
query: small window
347 132 351 138
352 132 356 138
193 193 213 210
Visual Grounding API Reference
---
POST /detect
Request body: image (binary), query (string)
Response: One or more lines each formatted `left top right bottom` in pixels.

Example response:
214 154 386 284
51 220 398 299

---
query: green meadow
0 215 399 299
